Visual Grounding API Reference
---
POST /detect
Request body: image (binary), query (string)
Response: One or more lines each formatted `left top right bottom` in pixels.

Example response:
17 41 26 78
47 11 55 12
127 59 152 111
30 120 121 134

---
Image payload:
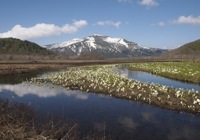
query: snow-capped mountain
45 34 166 58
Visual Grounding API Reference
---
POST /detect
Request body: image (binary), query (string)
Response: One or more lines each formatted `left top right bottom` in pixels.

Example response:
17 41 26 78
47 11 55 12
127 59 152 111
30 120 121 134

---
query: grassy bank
0 63 70 76
126 62 200 84
0 60 95 76
30 65 200 114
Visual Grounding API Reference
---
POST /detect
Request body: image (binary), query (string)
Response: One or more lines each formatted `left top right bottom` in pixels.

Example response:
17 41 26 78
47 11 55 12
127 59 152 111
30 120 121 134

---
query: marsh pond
0 67 200 140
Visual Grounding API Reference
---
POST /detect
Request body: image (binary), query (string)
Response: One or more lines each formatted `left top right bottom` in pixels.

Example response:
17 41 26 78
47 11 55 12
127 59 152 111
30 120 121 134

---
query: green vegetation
30 65 200 114
181 39 200 51
126 62 200 84
0 38 52 55
168 39 200 55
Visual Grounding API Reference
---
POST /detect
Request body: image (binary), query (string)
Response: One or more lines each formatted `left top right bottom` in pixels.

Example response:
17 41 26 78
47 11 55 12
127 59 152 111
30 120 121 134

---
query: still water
115 67 200 91
0 70 200 140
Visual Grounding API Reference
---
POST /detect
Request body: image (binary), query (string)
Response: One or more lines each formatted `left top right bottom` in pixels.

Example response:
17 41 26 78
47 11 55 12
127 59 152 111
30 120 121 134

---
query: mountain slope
0 38 51 55
168 39 200 55
46 35 166 58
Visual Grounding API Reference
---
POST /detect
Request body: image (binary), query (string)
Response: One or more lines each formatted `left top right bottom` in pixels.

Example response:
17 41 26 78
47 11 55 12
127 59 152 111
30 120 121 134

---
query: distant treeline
0 38 51 55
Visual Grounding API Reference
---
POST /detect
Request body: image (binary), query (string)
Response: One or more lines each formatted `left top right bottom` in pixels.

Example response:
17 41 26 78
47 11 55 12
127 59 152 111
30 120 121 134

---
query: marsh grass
126 62 200 84
30 65 200 114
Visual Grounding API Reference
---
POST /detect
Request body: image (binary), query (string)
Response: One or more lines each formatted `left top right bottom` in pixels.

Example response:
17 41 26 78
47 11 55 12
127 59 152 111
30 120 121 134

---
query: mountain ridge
46 34 166 58
161 39 200 59
168 39 200 55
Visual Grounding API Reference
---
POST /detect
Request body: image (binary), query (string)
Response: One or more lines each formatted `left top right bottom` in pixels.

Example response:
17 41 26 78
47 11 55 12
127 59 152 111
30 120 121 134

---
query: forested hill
169 39 200 55
0 38 51 55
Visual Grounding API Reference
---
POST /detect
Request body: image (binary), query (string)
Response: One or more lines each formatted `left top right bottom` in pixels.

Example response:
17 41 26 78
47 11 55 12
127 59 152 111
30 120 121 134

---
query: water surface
0 72 200 140
115 67 200 91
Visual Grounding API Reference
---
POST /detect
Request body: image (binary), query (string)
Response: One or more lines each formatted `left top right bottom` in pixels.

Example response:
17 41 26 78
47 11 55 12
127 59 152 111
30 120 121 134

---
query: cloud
118 0 132 2
151 21 165 27
72 20 88 28
0 20 88 40
141 112 154 122
139 0 159 7
172 16 200 25
118 117 138 130
0 83 89 100
158 22 165 27
95 21 121 28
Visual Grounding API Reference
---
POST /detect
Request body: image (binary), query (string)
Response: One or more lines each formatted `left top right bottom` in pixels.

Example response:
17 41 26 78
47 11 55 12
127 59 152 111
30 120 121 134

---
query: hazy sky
0 0 199 49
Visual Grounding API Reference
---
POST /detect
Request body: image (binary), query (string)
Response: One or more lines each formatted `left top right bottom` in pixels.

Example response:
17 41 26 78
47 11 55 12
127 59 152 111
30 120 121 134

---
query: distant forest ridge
0 37 199 61
0 38 51 55
169 39 200 55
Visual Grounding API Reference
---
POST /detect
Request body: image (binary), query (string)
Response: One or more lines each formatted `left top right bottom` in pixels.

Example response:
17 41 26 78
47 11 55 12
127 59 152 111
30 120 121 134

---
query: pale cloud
151 22 165 27
72 20 88 28
118 0 132 3
158 22 165 27
95 21 121 28
0 20 88 40
0 83 89 100
118 117 138 130
172 16 200 25
139 0 159 7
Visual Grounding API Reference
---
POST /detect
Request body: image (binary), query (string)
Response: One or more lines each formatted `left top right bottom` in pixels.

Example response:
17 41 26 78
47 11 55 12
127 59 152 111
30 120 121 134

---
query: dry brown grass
0 59 132 76
0 63 69 76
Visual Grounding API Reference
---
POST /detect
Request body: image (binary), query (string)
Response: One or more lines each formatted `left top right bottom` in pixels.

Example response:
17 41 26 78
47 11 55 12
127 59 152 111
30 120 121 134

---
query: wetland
1 61 200 139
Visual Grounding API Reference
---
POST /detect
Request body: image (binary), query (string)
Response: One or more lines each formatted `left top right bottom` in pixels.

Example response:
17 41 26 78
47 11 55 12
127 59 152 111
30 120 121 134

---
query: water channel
115 66 200 92
0 69 200 140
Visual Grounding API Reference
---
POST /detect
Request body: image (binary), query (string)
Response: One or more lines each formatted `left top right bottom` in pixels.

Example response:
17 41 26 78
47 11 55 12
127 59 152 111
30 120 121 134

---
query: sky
0 0 200 49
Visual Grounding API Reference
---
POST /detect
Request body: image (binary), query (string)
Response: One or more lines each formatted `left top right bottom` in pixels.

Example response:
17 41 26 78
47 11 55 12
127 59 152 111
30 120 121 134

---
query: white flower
193 100 197 105
175 90 182 98
152 90 158 97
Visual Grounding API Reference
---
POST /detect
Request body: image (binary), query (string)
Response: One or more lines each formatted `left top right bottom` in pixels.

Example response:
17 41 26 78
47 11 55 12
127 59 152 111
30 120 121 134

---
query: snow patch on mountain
49 38 83 49
104 37 129 48
85 36 97 49
92 34 102 36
